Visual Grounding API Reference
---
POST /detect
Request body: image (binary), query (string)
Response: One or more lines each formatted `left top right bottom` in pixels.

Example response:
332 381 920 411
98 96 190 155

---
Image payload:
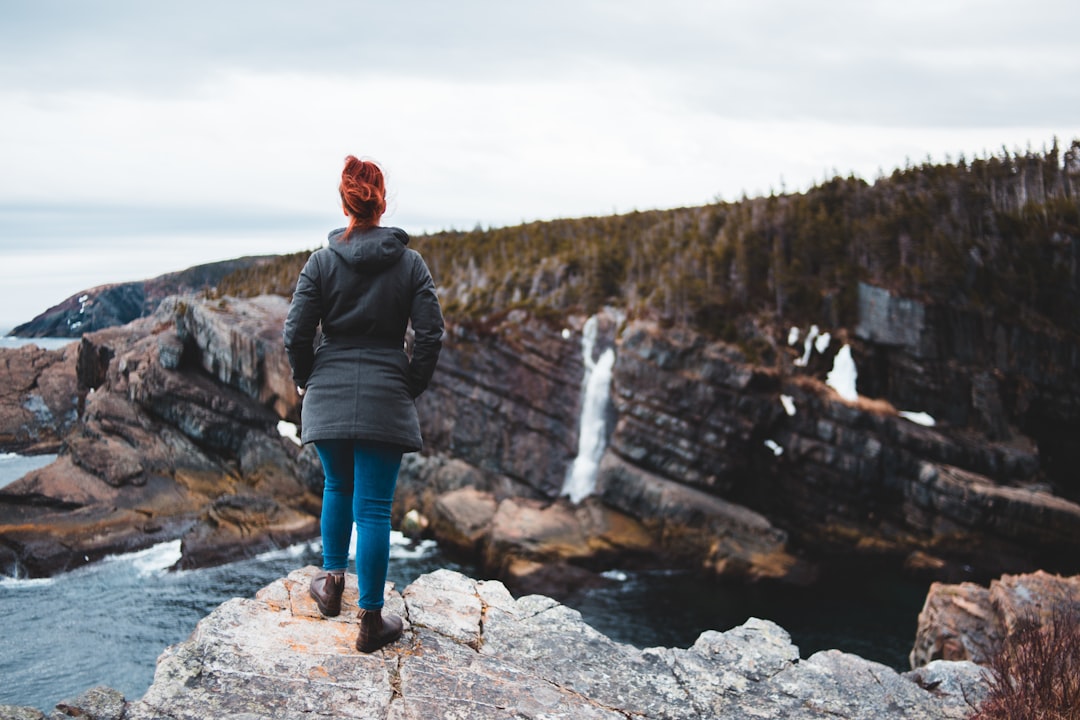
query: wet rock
483 495 655 577
117 567 985 720
429 485 498 556
0 465 197 576
596 450 805 581
419 482 661 596
177 494 319 570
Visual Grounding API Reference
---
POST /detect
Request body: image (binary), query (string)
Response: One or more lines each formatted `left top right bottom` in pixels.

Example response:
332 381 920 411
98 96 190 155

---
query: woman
283 155 443 653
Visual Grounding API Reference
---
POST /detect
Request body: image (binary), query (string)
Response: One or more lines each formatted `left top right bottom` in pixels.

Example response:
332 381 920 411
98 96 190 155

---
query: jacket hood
327 226 409 271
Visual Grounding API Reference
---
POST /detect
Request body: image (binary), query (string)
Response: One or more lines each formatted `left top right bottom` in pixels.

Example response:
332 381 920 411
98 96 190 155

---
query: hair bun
339 155 387 236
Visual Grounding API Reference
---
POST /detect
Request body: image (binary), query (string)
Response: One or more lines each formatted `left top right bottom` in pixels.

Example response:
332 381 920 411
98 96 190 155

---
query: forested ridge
215 140 1080 340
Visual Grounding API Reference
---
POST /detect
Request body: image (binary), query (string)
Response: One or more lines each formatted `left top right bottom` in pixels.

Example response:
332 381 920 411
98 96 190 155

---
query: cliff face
403 293 1080 583
3 284 1078 586
415 309 585 498
853 282 1080 500
607 322 1076 575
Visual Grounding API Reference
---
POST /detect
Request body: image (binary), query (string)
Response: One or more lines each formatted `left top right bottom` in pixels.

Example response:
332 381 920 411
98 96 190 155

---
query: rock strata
415 309 586 498
85 567 986 720
5 289 1080 594
602 316 1080 580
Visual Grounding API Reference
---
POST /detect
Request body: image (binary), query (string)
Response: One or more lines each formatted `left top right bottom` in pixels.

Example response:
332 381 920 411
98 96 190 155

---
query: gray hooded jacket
283 226 444 451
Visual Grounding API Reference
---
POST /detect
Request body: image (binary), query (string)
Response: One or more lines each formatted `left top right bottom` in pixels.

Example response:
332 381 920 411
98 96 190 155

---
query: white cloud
1 0 1079 329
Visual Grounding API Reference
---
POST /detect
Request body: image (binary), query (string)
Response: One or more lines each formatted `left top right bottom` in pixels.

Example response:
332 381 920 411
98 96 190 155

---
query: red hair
339 155 387 238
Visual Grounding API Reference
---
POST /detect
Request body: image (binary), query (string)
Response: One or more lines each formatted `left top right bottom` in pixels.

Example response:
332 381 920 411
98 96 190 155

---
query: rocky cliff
0 296 321 577
0 341 79 453
4 285 1079 589
399 293 1080 587
0 567 990 720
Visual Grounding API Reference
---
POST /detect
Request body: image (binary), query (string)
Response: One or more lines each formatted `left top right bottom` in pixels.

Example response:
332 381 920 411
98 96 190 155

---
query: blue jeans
314 440 403 611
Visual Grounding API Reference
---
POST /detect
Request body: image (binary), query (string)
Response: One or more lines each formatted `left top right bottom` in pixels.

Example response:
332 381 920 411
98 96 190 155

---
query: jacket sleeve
407 253 444 398
283 253 323 388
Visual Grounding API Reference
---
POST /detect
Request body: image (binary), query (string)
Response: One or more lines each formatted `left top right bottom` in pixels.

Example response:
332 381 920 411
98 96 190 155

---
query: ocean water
567 565 928 669
0 335 77 351
0 453 58 490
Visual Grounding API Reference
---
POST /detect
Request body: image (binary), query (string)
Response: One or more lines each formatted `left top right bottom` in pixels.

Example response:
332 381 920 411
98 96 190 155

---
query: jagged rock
596 450 806 581
173 294 299 419
116 567 986 720
177 494 319 570
608 316 1080 579
910 570 1080 667
51 685 126 720
0 342 79 452
0 300 321 577
6 292 1080 593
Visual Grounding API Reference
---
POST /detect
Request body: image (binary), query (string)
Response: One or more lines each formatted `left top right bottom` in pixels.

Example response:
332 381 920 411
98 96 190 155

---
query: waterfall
561 315 616 504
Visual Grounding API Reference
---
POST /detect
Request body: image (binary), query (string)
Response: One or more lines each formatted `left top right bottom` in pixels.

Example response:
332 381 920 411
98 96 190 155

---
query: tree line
214 139 1080 340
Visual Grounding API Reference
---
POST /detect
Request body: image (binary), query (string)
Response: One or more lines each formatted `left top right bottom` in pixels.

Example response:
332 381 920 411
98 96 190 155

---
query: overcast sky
1 0 1078 331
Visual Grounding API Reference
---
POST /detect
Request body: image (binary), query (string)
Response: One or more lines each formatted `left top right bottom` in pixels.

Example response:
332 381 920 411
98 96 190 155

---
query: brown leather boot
309 570 345 617
356 608 404 653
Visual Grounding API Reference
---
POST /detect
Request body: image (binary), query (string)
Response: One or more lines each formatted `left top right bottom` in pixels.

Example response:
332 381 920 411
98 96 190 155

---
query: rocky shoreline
4 566 1077 718
4 287 1079 583
0 567 994 720
1 296 321 577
